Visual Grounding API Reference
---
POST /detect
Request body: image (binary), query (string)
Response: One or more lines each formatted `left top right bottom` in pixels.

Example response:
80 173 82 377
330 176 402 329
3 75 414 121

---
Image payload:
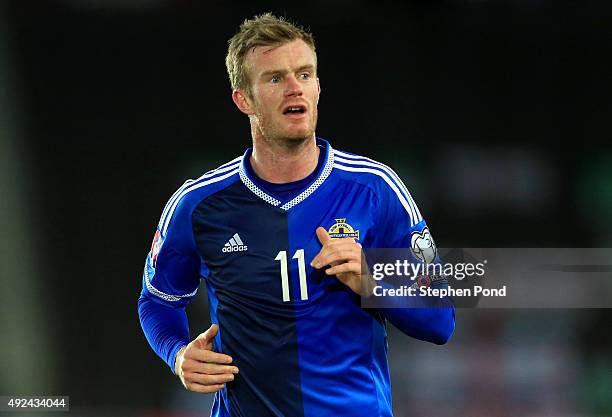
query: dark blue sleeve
138 189 202 373
370 170 455 344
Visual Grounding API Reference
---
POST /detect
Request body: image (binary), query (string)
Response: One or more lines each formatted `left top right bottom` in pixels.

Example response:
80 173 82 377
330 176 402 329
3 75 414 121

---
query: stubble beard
254 107 318 151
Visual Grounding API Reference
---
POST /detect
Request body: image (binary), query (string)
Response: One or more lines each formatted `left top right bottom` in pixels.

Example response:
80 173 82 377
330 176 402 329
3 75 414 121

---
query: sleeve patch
411 227 437 264
150 229 163 269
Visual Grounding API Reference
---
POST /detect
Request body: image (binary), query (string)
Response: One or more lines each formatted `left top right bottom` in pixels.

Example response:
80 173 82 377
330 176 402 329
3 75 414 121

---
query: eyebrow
259 65 316 79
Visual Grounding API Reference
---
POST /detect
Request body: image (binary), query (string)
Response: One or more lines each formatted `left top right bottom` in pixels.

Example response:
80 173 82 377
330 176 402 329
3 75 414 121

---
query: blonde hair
226 13 316 97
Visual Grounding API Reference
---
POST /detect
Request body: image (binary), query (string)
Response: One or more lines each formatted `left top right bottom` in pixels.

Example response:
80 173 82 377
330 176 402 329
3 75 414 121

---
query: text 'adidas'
222 233 248 253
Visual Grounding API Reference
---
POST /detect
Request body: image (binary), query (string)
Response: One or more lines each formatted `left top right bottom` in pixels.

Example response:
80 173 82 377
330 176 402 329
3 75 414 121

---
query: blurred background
0 0 611 416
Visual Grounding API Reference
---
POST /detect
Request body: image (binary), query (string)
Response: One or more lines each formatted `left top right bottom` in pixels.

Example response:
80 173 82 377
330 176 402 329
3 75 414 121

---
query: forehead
245 39 316 78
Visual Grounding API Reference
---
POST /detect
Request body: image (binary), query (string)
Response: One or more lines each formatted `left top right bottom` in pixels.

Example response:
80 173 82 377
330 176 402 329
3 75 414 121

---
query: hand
175 324 239 394
311 227 374 297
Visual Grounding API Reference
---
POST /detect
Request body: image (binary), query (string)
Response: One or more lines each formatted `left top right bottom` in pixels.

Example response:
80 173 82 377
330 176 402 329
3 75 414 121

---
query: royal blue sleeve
138 187 202 373
138 293 191 373
370 170 455 345
377 281 455 345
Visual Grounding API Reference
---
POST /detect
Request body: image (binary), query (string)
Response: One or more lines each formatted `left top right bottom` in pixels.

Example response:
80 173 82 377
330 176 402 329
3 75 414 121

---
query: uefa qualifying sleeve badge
410 227 437 264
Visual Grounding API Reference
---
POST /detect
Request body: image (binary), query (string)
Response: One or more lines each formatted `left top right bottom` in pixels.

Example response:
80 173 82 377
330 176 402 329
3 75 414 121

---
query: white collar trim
239 143 335 211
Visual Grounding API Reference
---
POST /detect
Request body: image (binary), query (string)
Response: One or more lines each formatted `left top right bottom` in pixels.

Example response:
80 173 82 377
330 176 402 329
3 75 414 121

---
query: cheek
309 85 320 105
259 91 281 112
252 86 276 105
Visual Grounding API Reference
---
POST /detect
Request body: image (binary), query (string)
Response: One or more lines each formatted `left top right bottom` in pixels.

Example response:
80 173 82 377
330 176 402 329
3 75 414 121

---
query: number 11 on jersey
275 249 308 302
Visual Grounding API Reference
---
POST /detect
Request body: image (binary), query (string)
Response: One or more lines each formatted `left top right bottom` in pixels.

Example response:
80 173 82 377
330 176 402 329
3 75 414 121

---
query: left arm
311 229 454 344
311 169 455 344
376 283 455 345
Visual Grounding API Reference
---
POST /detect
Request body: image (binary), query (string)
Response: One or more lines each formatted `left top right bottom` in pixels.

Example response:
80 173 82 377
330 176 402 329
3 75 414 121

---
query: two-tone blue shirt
138 138 455 417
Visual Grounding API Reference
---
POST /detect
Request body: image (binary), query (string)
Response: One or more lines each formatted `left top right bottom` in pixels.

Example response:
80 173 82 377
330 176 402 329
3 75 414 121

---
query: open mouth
283 105 307 115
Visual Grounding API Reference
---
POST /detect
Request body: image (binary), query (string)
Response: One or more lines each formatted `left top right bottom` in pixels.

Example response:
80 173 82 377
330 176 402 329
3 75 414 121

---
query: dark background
1 1 611 416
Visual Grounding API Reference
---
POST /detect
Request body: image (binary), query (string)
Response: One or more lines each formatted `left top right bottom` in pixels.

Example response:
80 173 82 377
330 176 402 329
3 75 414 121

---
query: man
138 13 454 417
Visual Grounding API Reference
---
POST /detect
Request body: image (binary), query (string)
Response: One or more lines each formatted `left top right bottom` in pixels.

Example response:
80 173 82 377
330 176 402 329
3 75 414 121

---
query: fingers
179 355 238 395
315 226 333 245
182 359 239 375
185 348 234 365
183 381 226 394
316 248 360 268
200 363 240 375
325 261 361 276
194 323 218 349
183 371 235 386
311 240 361 269
179 353 238 395
177 324 238 393
178 325 241 395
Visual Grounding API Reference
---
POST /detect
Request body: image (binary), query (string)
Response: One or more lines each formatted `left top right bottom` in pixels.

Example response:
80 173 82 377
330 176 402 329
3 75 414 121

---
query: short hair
226 13 316 97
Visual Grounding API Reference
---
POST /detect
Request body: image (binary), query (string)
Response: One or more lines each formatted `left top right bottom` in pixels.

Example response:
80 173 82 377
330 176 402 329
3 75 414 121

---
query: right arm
138 288 238 392
138 193 237 392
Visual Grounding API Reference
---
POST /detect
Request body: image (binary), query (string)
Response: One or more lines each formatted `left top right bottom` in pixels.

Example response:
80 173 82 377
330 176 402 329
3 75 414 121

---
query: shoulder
331 147 406 193
156 155 242 236
331 147 423 225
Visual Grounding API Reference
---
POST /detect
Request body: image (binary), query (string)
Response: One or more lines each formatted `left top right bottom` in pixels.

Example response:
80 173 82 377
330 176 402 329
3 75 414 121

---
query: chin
275 126 315 144
286 132 312 141
260 121 316 146
289 132 315 144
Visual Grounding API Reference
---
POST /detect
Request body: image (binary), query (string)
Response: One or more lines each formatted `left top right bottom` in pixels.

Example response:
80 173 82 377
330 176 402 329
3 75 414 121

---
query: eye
299 72 311 80
270 74 281 84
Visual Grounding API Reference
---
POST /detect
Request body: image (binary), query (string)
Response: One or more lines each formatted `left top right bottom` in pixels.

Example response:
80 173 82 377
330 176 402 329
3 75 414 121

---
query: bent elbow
430 309 456 345
431 324 454 345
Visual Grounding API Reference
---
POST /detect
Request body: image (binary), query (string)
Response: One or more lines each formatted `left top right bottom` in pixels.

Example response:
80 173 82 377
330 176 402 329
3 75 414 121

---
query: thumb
195 323 218 349
316 226 332 245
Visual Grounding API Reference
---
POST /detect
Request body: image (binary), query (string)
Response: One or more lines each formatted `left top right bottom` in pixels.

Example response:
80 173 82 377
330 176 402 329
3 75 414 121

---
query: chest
192 181 376 305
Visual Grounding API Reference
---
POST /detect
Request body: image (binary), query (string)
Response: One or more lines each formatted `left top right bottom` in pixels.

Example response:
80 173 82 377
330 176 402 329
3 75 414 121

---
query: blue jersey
138 138 454 417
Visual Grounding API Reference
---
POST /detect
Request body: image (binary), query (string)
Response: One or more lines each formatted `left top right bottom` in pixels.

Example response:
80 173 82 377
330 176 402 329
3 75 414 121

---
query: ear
232 90 254 115
316 77 321 103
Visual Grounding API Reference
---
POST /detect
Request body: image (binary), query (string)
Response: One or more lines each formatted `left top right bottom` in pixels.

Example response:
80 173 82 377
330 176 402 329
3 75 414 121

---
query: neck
250 135 320 184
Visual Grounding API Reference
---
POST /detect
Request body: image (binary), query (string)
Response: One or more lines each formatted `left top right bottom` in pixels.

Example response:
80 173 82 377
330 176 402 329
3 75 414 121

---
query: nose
284 74 303 97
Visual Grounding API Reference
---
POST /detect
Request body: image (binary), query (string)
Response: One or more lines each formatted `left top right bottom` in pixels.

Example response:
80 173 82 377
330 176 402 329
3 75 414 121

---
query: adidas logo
222 233 248 253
